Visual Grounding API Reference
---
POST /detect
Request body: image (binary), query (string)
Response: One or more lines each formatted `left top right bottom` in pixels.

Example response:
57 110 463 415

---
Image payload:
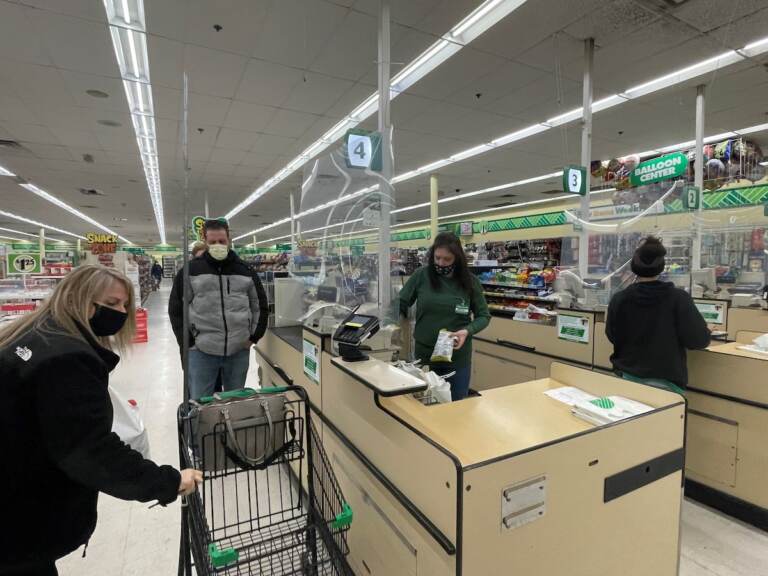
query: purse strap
220 401 298 471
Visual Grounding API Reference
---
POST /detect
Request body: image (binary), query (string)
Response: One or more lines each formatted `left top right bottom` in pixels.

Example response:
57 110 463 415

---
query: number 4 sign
344 129 382 171
563 165 587 196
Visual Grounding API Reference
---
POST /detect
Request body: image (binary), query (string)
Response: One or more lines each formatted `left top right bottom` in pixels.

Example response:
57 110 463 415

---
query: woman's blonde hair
0 265 136 353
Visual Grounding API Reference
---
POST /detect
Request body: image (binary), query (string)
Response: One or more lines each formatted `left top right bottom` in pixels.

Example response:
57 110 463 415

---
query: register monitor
691 268 717 298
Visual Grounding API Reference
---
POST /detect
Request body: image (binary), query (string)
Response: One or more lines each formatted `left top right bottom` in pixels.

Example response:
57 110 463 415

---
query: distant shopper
191 240 207 259
606 236 711 394
151 259 163 289
399 232 491 400
169 219 269 399
0 265 201 576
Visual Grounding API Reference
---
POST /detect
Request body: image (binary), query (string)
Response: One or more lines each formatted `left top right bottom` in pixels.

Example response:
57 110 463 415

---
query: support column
430 174 439 239
578 38 594 280
76 238 81 266
377 0 393 317
252 234 257 249
39 228 45 264
692 84 705 270
204 191 210 218
290 191 296 250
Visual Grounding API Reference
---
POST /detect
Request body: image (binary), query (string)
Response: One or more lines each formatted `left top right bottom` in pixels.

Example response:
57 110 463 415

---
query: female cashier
399 232 491 400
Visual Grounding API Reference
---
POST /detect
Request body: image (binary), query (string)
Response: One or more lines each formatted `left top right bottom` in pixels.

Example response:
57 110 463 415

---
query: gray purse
188 388 295 472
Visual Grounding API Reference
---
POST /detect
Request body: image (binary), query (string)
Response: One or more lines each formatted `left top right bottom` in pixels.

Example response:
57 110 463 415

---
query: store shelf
481 280 551 290
484 291 558 304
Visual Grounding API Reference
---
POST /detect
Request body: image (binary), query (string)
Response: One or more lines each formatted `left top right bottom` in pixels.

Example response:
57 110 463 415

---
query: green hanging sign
630 152 688 187
7 251 42 274
682 186 701 210
563 165 587 195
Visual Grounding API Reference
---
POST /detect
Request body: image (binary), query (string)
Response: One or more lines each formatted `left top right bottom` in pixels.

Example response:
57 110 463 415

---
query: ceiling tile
224 100 276 131
215 128 262 151
183 44 248 99
252 0 348 69
1 122 61 145
672 0 767 33
147 35 185 91
210 147 246 165
0 3 53 66
263 108 318 138
234 59 305 106
241 151 280 168
309 10 380 82
281 72 355 115
250 133 297 155
181 0 269 56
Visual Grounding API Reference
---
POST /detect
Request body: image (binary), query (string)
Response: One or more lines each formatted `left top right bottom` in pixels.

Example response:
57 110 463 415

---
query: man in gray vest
169 219 268 399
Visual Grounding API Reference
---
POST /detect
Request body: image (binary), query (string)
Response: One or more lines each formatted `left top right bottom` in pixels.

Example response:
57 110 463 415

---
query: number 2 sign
344 129 382 171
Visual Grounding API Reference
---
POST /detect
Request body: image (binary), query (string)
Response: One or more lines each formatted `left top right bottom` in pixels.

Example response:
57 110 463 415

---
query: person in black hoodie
606 236 711 394
0 265 201 576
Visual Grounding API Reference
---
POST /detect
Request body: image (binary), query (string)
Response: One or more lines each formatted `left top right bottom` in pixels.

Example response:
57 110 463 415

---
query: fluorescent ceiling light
0 164 16 177
0 209 86 240
760 161 768 167
225 0 531 220
0 235 24 242
18 182 130 243
103 0 166 244
0 226 65 243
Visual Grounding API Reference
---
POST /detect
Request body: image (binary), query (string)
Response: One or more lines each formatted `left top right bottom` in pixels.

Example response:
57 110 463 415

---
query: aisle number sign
345 129 382 171
303 339 320 384
557 313 590 344
563 165 587 196
629 152 688 187
682 186 701 210
7 251 41 274
695 302 725 325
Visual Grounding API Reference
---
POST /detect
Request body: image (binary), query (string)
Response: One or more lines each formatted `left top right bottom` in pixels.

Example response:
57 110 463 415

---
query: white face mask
208 244 229 261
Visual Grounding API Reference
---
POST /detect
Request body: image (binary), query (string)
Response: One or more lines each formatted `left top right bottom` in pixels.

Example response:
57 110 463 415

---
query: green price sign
563 165 587 195
7 251 41 274
630 152 688 187
682 186 701 210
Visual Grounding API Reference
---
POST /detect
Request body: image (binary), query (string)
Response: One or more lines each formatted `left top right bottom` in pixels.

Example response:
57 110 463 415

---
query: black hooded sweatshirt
606 281 711 387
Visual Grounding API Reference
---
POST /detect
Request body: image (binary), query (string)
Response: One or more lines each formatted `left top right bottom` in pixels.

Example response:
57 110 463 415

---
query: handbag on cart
188 388 296 472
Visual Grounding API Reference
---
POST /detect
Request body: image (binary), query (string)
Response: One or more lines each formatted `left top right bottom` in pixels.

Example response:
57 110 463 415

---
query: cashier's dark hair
428 232 474 294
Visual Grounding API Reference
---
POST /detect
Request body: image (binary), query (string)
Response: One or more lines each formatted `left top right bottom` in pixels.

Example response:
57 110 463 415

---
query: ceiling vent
82 154 95 163
540 189 563 195
79 204 99 209
500 193 517 198
79 188 105 196
487 201 516 208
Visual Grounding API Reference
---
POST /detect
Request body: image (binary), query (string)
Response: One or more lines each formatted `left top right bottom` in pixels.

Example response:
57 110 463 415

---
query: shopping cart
177 386 353 575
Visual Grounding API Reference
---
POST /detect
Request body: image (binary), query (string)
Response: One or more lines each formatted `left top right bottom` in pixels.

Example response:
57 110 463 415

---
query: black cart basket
177 385 353 575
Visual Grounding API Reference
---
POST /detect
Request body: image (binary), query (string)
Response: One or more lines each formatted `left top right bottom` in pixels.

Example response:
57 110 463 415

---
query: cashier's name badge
455 302 470 315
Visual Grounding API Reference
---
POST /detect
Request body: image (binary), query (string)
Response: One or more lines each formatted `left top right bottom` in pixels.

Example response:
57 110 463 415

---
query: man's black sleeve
168 269 184 347
605 295 618 345
249 269 269 344
677 292 711 350
36 353 181 505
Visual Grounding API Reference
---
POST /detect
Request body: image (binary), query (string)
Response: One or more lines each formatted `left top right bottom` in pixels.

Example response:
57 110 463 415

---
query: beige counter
256 327 686 575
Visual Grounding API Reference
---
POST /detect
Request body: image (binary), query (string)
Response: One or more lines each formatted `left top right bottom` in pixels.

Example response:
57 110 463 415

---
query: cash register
333 311 380 362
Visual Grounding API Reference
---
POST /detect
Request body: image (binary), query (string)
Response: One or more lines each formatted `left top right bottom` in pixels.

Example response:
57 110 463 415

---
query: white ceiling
0 0 767 244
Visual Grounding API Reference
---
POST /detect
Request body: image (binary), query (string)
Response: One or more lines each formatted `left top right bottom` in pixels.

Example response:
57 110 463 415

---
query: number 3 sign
562 165 587 196
344 129 382 171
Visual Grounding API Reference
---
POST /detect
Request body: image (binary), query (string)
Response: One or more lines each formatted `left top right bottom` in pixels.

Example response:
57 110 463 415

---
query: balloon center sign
629 152 688 187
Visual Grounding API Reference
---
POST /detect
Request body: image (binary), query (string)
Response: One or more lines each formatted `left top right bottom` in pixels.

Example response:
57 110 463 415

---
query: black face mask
434 263 455 276
89 304 128 337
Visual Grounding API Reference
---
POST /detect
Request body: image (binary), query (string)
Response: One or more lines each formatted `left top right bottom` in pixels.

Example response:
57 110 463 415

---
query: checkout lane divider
254 346 459 558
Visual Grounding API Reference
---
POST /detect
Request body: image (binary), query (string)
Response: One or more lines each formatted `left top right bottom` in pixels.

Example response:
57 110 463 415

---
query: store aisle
57 284 768 576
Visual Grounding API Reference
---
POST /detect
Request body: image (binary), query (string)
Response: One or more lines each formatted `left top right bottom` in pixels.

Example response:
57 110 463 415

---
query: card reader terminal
333 313 380 361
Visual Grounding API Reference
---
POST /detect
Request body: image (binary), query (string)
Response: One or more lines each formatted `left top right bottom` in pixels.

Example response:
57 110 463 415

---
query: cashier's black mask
90 304 128 336
434 263 455 276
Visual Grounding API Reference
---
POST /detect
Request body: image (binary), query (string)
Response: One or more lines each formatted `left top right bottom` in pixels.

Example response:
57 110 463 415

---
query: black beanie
631 236 666 278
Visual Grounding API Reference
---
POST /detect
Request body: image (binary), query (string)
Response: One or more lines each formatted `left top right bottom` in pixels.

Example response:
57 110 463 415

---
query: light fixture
0 209 86 240
0 235 24 243
103 0 166 244
760 161 768 167
0 226 42 239
0 164 16 177
225 0 531 220
17 182 130 244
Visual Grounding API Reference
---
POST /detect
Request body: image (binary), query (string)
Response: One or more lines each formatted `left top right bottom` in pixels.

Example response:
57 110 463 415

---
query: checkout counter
255 324 686 575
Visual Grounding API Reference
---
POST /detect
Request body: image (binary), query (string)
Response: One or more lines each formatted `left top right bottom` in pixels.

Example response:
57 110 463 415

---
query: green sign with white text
630 152 688 187
682 186 701 210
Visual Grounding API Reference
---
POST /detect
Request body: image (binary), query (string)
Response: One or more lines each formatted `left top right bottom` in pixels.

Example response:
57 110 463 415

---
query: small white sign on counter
695 302 725 325
303 339 320 384
557 313 590 344
544 386 597 407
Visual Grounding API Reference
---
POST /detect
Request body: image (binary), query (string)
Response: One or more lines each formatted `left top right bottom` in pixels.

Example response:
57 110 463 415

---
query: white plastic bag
109 386 151 459
425 370 453 404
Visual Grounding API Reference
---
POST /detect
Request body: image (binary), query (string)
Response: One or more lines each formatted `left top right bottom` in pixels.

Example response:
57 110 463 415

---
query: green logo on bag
590 397 615 410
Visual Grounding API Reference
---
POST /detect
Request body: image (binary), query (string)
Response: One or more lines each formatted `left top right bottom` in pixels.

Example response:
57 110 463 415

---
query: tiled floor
59 285 768 575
